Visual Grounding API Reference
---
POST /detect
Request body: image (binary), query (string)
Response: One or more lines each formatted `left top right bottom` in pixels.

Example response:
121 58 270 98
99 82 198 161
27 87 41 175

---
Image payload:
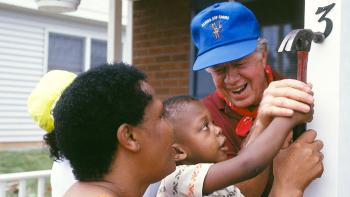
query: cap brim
192 39 258 71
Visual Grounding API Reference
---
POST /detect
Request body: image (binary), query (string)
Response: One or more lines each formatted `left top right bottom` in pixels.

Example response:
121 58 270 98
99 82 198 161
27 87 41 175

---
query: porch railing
0 170 51 197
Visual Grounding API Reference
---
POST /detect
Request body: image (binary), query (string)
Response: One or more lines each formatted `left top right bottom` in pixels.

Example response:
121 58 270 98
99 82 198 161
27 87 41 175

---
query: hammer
278 29 325 139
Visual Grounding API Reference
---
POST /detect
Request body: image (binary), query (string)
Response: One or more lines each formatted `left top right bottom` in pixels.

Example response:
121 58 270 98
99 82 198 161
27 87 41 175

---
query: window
48 32 108 72
91 39 107 68
48 33 85 73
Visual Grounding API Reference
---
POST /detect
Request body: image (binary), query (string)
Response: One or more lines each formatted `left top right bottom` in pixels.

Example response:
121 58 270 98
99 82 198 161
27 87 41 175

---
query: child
157 95 313 197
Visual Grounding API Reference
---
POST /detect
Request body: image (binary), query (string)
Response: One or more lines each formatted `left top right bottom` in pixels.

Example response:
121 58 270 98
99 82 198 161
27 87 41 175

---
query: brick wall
133 0 191 100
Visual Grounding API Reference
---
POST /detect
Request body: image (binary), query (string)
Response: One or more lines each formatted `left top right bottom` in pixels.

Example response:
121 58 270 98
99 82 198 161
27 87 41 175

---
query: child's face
175 101 228 163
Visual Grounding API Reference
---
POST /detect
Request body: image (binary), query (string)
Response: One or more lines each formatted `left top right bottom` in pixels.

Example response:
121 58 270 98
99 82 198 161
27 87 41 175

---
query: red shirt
201 70 283 158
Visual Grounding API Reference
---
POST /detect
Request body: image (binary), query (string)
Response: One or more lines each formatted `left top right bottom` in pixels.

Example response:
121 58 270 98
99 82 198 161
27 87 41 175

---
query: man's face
207 50 268 108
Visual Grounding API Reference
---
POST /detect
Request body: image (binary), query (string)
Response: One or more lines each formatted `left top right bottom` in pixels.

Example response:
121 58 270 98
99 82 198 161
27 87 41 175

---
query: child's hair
163 95 198 120
44 62 152 181
163 95 200 165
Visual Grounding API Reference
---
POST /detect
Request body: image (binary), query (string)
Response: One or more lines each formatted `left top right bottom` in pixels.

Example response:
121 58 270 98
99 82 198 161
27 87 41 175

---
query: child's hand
290 103 314 125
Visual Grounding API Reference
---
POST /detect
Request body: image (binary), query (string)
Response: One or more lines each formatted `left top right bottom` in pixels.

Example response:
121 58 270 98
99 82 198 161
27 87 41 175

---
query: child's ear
172 143 187 162
116 123 140 152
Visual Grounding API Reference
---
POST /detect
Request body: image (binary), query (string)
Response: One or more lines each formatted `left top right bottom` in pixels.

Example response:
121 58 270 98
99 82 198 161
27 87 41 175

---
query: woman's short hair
44 63 152 181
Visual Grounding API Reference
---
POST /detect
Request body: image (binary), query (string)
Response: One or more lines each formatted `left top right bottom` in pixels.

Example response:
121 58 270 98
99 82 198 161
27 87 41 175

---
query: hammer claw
278 30 294 52
286 30 306 51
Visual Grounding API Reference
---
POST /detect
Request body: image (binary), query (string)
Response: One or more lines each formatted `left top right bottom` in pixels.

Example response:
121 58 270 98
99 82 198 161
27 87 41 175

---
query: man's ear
261 46 268 66
172 143 187 162
116 123 140 152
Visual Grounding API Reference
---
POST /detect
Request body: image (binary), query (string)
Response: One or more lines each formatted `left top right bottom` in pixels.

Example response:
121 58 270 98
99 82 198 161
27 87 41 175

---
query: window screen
91 39 107 68
48 33 85 73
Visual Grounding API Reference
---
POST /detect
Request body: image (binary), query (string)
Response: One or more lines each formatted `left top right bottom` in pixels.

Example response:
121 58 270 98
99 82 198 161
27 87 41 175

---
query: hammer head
278 29 325 52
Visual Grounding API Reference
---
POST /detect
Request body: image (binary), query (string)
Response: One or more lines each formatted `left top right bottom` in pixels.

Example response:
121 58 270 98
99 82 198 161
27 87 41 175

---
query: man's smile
231 83 248 94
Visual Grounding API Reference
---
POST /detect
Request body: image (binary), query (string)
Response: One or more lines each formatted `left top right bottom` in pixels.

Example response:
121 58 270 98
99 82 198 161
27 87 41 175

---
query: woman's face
135 82 176 181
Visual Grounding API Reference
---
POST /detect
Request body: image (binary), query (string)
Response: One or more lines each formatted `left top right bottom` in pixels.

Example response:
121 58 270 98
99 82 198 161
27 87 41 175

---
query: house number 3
315 3 335 38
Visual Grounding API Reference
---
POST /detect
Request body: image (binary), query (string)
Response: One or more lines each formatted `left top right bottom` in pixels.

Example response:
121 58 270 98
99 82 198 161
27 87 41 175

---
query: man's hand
244 79 314 147
256 79 314 132
270 130 324 197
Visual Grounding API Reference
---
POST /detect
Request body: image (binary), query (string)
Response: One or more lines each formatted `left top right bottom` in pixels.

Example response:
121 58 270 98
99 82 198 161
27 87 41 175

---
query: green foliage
0 148 53 173
0 148 53 197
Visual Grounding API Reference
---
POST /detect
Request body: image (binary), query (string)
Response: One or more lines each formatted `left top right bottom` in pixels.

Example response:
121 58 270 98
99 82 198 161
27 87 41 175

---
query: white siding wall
0 11 46 142
0 6 108 142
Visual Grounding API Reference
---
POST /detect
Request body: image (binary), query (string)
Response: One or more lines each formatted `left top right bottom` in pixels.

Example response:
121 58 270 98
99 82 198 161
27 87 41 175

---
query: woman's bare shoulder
64 182 117 197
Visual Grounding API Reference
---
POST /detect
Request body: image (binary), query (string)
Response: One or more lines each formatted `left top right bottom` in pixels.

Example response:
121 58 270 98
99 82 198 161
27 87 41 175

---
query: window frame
44 28 107 73
90 38 108 68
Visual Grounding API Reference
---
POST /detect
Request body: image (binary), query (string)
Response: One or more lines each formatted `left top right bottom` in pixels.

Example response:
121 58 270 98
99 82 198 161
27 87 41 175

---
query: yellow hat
28 70 77 132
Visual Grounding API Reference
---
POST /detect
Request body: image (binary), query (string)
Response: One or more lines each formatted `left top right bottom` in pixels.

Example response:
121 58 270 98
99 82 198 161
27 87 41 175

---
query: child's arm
203 111 312 195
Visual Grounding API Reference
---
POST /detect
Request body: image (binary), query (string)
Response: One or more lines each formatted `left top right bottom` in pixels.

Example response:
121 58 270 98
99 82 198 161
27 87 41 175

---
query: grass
0 148 53 173
0 148 53 197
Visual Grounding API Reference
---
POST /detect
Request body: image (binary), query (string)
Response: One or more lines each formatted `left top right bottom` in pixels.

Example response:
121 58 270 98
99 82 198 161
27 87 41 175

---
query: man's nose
224 66 240 84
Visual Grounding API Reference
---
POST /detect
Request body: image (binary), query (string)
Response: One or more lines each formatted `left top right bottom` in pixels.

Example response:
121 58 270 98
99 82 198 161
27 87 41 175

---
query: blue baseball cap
191 2 260 71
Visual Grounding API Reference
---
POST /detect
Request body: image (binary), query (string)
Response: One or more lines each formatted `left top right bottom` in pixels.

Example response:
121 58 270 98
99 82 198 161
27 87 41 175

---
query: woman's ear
172 143 187 162
117 123 140 152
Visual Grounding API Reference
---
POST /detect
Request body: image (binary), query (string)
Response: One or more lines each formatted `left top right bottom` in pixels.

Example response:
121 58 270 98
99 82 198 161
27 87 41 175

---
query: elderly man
191 2 323 197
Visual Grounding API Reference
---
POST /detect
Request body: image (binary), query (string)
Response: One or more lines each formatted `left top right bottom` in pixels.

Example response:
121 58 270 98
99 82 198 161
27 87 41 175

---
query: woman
44 63 175 196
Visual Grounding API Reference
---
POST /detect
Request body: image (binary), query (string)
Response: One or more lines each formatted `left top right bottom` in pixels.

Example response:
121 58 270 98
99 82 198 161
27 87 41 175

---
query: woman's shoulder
63 182 117 197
